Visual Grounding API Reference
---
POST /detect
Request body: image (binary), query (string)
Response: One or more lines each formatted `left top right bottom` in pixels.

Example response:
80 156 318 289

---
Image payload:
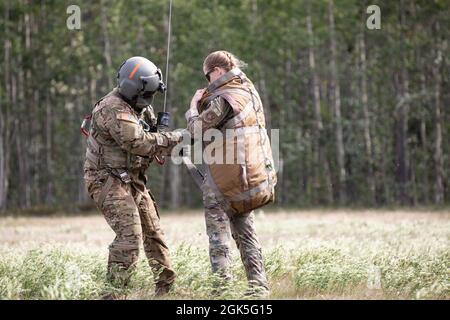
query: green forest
0 0 448 212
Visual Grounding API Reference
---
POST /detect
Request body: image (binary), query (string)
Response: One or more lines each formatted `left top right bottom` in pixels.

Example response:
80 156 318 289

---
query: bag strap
207 68 244 92
97 175 115 207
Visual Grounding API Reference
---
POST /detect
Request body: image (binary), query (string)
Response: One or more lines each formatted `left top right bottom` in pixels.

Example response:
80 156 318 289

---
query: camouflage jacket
84 89 181 175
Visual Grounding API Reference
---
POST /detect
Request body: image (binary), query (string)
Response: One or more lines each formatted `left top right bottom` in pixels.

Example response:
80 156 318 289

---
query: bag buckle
119 171 132 184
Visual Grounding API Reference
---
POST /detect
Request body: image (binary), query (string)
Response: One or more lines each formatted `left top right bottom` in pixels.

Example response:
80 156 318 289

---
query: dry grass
0 209 449 300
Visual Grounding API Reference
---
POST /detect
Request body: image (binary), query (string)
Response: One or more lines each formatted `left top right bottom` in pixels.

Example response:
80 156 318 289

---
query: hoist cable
163 0 173 112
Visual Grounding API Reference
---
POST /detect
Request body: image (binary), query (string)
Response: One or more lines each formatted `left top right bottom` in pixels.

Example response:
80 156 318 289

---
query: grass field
0 209 449 300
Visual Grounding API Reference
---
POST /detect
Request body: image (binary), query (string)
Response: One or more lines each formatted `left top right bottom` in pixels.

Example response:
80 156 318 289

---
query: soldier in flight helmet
117 56 166 109
83 56 181 298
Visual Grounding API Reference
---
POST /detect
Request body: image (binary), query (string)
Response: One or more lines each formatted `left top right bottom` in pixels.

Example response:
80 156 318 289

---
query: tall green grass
1 242 448 300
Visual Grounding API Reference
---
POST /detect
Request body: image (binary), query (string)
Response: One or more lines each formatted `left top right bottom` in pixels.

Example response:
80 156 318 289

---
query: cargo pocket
85 171 109 207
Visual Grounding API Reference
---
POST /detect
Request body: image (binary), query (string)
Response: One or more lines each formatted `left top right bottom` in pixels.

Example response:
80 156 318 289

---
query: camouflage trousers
202 180 268 290
84 169 176 288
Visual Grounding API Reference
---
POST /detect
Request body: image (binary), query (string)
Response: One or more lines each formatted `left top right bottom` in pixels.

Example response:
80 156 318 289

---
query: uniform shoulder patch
116 112 138 124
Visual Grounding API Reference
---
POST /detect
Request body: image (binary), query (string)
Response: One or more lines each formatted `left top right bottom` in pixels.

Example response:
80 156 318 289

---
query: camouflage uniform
186 97 269 290
84 88 181 290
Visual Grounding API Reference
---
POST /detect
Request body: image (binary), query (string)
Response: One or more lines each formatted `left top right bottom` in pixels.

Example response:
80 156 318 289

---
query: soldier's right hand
152 130 185 157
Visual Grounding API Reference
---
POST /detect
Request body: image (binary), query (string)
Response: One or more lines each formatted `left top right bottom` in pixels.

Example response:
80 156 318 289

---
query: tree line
0 0 448 213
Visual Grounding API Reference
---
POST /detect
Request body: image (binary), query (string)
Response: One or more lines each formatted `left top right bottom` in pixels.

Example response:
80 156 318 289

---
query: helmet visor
141 69 166 93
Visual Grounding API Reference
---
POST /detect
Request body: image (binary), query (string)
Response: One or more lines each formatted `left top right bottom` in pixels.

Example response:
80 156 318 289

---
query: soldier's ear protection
116 61 139 98
117 77 140 99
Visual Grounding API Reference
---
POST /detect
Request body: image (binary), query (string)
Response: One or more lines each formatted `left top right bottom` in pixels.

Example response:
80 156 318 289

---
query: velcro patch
116 112 138 124
204 111 217 122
